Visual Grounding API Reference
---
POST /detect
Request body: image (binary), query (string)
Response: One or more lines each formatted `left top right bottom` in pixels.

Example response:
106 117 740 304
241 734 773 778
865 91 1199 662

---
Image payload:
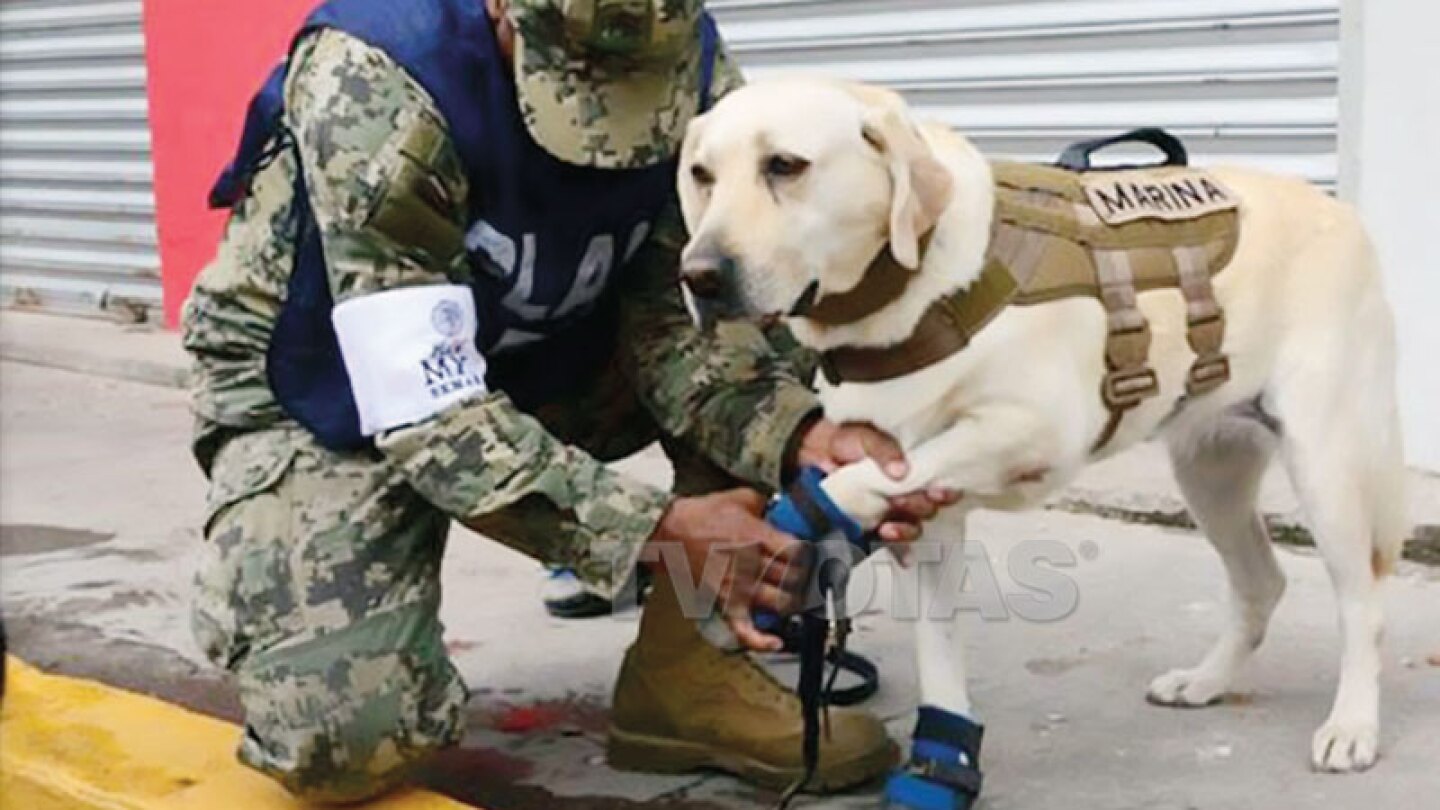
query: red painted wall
144 0 317 327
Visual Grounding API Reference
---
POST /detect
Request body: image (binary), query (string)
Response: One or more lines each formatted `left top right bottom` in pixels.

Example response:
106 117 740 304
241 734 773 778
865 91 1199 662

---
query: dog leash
757 468 879 810
768 613 880 708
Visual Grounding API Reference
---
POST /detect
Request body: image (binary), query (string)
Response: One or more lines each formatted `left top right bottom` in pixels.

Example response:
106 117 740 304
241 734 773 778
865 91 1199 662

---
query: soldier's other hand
792 418 963 548
649 489 809 653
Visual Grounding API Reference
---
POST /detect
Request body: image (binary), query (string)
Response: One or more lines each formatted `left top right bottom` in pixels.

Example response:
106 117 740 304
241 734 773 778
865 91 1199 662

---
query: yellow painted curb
0 658 474 810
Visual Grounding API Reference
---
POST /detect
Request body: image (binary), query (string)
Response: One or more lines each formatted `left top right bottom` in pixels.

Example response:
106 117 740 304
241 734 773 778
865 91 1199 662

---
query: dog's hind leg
1269 226 1403 774
1148 417 1285 708
1278 431 1389 773
1275 395 1401 772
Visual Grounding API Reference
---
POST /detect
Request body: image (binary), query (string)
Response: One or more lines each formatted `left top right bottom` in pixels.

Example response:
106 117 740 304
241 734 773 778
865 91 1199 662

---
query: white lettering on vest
551 234 616 320
466 218 653 351
625 221 652 262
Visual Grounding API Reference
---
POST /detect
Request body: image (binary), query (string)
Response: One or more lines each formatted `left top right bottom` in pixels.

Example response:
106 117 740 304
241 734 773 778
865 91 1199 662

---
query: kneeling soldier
185 0 951 802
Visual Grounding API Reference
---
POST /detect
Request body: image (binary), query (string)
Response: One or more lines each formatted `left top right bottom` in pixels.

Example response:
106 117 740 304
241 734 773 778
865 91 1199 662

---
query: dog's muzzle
680 249 746 332
681 246 822 332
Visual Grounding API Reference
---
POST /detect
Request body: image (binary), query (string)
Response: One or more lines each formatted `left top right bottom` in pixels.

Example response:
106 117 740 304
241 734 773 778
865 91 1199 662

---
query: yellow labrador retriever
677 78 1407 789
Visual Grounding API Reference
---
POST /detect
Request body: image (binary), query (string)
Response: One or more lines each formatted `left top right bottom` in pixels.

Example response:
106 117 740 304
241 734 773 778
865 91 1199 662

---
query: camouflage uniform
185 9 820 803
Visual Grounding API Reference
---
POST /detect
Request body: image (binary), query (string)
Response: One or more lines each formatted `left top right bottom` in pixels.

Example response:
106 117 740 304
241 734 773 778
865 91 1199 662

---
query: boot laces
727 650 801 711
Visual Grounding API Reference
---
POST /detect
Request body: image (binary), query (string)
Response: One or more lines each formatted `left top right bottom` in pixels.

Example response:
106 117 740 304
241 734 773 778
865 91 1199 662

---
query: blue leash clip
756 467 870 634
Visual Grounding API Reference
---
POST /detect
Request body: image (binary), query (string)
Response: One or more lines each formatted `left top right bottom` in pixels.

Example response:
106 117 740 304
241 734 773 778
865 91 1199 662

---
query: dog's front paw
1312 719 1379 773
1145 667 1227 708
885 706 984 810
822 461 893 529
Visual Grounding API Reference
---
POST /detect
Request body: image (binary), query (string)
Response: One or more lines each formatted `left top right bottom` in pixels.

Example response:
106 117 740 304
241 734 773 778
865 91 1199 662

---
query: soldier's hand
649 489 810 652
792 418 963 547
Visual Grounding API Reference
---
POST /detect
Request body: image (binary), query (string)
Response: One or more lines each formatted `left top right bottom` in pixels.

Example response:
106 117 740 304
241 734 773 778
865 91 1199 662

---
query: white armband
332 285 488 437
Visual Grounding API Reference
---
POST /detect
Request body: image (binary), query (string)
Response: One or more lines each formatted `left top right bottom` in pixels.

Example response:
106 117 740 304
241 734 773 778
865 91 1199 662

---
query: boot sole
607 725 899 793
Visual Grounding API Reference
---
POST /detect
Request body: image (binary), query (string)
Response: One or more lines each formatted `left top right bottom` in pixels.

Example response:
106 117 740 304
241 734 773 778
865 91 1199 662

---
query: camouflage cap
506 0 709 169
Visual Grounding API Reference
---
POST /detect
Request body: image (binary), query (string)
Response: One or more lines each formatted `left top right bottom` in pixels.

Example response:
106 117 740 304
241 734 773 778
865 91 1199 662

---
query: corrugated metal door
0 0 160 321
711 0 1340 188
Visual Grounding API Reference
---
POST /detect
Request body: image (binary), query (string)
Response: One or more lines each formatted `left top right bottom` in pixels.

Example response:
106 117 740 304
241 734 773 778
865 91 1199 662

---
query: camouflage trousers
193 355 745 803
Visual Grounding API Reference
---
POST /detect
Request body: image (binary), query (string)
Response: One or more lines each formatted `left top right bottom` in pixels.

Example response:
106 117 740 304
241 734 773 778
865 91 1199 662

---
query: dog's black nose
681 265 724 300
681 243 733 301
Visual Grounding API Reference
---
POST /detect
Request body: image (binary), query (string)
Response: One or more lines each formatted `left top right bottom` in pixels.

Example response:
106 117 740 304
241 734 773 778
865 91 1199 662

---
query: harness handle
1056 127 1189 171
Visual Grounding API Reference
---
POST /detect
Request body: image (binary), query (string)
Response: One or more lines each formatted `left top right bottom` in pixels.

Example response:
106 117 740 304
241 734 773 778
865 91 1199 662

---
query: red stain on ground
413 698 742 809
495 705 566 734
416 745 535 794
481 695 611 737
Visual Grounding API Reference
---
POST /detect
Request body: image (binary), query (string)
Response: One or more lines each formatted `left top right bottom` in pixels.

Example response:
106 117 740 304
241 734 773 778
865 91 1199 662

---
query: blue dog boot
884 706 985 810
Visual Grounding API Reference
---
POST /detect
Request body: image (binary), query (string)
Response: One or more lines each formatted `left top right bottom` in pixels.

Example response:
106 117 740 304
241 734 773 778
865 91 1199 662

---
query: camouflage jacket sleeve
618 204 820 492
617 41 822 492
286 29 669 594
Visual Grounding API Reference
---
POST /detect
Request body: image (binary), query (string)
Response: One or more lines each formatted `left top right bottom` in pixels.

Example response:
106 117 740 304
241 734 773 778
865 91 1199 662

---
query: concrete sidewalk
0 309 189 389
2 312 1439 810
4 308 1436 552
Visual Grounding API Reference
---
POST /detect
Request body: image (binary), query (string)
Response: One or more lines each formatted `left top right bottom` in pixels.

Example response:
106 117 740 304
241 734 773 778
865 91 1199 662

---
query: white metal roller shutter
710 0 1340 187
0 0 160 321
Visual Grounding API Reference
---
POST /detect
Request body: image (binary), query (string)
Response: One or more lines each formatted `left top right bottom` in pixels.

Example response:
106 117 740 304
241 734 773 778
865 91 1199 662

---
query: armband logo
431 300 466 338
421 340 485 400
424 300 483 399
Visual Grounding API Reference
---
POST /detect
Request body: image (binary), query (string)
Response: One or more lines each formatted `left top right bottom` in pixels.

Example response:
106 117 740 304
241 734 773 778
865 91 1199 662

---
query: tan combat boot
607 575 897 792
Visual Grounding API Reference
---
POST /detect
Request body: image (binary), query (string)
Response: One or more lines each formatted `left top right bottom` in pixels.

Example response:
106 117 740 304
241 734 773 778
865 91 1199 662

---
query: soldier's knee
240 701 451 805
235 638 468 804
266 732 408 805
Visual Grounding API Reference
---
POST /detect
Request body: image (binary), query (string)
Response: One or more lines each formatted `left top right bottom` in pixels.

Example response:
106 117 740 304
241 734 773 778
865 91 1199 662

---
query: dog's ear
861 105 953 269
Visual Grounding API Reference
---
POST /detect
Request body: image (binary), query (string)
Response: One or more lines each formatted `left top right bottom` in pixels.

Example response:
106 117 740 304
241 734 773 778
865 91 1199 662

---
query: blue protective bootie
884 706 985 810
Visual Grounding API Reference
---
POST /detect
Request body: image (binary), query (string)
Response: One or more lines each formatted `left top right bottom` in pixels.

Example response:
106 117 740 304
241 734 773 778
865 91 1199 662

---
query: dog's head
678 79 953 330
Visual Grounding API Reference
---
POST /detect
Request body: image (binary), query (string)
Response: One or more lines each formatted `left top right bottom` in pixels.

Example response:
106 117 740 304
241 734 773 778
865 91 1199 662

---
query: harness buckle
1187 352 1231 397
1102 366 1160 410
1185 310 1226 350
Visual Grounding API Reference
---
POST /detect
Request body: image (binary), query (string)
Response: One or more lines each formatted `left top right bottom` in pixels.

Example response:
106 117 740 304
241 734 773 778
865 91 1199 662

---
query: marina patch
1084 170 1239 225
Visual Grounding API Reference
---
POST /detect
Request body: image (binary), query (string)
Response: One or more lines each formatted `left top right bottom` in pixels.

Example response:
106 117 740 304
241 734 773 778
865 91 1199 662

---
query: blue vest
212 0 717 451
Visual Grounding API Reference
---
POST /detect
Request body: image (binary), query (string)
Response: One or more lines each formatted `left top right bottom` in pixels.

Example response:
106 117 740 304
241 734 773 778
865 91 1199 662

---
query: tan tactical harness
815 161 1241 452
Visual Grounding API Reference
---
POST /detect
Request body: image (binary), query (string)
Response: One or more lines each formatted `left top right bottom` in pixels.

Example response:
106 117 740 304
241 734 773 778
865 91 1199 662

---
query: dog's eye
763 154 810 180
690 164 715 187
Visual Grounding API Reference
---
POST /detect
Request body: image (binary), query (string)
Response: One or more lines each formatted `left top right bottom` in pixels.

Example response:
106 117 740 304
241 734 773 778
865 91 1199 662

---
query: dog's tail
1332 220 1410 580
1367 424 1410 579
1272 204 1410 580
1355 237 1410 580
